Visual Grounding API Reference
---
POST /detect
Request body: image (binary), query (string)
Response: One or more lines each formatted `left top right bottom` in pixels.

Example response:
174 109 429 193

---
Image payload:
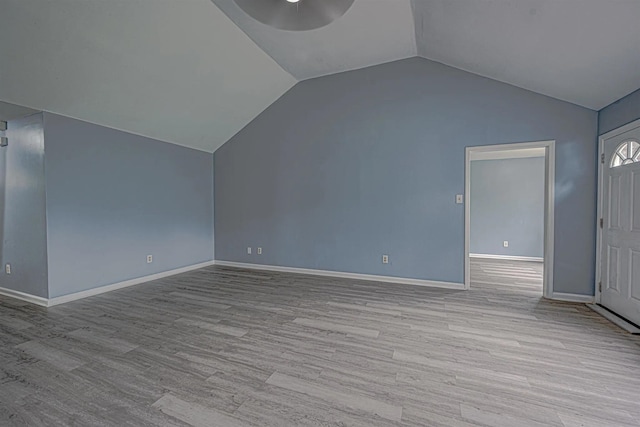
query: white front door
600 121 640 325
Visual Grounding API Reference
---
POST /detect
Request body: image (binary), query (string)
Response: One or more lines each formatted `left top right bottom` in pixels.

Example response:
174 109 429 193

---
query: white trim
0 261 216 307
550 292 594 303
469 147 545 161
0 287 49 307
469 253 543 262
596 118 640 304
214 260 466 290
465 140 555 298
48 261 216 306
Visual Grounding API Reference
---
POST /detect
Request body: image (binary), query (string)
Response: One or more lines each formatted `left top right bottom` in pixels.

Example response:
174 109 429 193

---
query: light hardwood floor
1 259 640 426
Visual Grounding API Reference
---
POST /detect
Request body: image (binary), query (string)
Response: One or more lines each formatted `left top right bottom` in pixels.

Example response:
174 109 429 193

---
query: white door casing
465 140 555 298
598 120 640 326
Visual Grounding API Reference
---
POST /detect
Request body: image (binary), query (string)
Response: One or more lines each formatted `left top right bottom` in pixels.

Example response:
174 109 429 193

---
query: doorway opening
464 141 555 298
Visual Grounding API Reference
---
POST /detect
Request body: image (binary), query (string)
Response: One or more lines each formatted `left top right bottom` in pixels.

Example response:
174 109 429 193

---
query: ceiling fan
233 0 355 31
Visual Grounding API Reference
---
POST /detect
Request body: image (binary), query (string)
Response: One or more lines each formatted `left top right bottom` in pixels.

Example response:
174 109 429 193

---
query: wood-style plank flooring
1 259 640 426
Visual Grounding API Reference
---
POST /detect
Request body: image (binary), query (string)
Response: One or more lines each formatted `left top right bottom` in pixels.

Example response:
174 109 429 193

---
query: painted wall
470 157 544 258
599 88 640 135
0 113 48 298
43 113 214 298
215 57 598 295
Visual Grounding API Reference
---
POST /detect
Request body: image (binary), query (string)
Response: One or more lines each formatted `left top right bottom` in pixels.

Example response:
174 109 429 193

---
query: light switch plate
456 194 463 204
0 121 6 131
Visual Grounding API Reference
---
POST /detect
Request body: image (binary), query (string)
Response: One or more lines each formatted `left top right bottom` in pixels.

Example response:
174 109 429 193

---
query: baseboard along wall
470 253 544 262
549 292 594 303
0 260 216 307
0 259 594 307
214 260 466 290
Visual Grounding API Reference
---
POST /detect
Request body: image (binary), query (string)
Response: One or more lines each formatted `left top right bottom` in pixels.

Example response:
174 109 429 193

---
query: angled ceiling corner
212 0 418 81
412 0 640 110
0 0 297 153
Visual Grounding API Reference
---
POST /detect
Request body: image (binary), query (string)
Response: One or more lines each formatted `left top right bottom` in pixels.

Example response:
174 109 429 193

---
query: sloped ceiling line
0 0 296 153
2 0 640 154
211 0 418 81
411 0 640 110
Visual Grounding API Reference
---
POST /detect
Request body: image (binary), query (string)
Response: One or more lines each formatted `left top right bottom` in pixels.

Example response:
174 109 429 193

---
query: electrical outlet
5 264 10 274
456 194 463 204
247 247 252 255
257 247 262 255
382 254 389 264
147 255 153 263
503 241 509 248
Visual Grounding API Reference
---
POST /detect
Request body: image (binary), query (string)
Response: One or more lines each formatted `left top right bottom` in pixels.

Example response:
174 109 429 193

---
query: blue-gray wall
470 157 544 258
43 113 214 298
599 88 640 135
0 113 48 298
215 57 598 295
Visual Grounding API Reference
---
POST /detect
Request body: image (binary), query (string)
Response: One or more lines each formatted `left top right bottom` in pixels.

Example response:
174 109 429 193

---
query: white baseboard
48 261 216 306
0 287 49 307
1 259 465 307
0 260 216 307
214 260 466 290
470 253 544 262
550 292 594 303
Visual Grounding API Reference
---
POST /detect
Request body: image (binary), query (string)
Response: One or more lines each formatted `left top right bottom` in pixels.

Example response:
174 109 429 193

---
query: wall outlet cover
382 254 389 264
503 241 509 248
147 255 153 263
5 264 11 274
247 247 252 255
257 247 262 255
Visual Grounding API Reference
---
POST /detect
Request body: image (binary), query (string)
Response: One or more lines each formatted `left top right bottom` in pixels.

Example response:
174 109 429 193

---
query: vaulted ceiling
412 0 640 113
211 0 417 80
1 0 639 152
0 0 295 152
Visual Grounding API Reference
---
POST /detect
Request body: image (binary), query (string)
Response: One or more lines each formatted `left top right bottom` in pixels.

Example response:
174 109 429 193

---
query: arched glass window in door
611 140 640 168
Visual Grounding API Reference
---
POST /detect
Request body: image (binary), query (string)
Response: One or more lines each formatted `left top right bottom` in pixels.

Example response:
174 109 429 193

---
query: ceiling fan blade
233 0 355 31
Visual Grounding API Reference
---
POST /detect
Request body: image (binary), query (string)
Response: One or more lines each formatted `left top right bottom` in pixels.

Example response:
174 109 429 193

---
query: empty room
1 1 640 426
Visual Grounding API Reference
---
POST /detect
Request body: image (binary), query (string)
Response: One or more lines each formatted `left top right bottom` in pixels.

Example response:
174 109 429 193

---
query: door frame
595 118 640 303
464 140 555 298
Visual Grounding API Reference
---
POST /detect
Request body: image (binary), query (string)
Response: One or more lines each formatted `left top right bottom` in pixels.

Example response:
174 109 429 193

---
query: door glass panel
611 140 640 168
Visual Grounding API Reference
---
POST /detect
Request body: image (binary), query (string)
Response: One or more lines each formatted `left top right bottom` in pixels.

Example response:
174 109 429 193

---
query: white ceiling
413 0 640 110
211 0 417 80
0 0 295 152
1 0 639 152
